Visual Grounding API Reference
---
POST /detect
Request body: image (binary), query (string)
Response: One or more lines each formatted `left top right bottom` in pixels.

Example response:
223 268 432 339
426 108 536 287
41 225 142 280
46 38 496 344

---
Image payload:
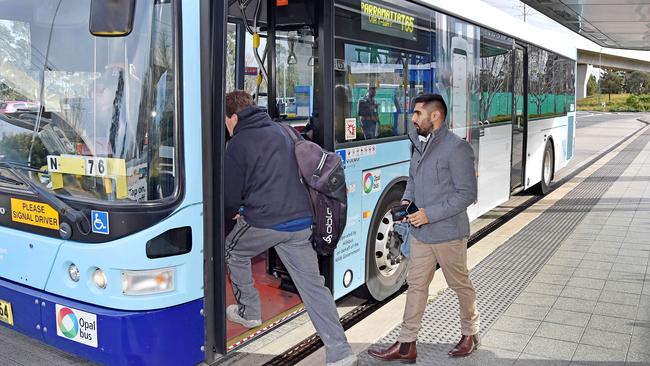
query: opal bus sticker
56 304 98 348
362 169 381 195
10 198 59 230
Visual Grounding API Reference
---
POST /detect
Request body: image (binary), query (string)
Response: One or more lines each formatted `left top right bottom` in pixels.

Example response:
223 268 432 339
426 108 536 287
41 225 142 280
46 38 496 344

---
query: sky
481 0 650 66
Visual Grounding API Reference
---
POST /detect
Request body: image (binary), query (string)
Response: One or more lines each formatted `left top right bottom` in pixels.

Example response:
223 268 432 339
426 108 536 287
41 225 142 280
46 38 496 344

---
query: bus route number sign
0 299 13 326
360 0 416 41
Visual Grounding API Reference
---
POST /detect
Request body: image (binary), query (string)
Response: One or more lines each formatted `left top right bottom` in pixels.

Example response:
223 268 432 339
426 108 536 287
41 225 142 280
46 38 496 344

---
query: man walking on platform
223 90 357 366
368 94 480 363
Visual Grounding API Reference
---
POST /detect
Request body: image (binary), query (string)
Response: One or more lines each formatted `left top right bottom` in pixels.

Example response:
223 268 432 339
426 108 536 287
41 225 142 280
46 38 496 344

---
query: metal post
267 0 277 118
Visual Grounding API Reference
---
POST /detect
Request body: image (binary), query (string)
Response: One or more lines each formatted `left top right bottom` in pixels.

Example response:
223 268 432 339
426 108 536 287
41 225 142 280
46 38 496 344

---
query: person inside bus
357 86 379 139
223 91 357 366
368 94 480 363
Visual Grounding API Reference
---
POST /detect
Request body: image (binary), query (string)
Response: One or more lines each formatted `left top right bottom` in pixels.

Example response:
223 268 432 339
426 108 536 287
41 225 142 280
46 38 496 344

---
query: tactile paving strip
361 129 650 365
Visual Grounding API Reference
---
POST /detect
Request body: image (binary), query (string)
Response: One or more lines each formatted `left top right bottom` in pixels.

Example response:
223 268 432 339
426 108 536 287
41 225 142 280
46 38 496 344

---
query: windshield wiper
0 159 91 238
0 174 26 186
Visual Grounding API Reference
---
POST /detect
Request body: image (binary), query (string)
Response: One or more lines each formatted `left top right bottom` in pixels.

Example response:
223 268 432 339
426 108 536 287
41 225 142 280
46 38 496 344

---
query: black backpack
279 123 347 255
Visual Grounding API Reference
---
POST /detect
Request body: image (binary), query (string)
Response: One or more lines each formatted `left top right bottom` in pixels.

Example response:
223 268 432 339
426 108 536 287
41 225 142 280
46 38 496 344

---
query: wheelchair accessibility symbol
91 210 110 235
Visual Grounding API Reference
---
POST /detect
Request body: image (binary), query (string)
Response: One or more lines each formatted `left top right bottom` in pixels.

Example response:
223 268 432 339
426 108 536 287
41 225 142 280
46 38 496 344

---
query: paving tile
452 346 518 366
588 314 635 335
614 255 649 266
615 263 648 274
539 265 576 276
587 246 620 255
566 277 606 290
525 282 564 297
481 329 531 353
598 290 640 306
582 253 615 263
637 306 650 321
591 240 622 249
534 322 584 343
504 304 550 321
598 235 626 243
559 286 601 301
553 251 586 260
552 297 596 314
515 354 569 366
628 336 650 356
491 316 541 336
571 344 627 363
544 309 591 328
604 280 644 294
593 302 637 319
620 243 650 251
532 273 569 286
546 257 582 268
578 260 614 271
579 328 631 351
626 351 650 364
599 228 629 238
522 337 577 360
619 249 650 258
514 292 558 308
633 323 650 339
571 267 609 280
608 271 647 284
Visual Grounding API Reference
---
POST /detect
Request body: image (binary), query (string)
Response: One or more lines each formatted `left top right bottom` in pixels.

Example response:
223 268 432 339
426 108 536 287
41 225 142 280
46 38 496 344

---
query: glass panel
334 0 433 144
275 29 315 126
0 0 177 203
478 30 512 125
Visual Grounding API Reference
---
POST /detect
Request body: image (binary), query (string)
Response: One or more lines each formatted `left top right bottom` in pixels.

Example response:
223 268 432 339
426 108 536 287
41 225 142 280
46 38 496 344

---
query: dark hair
413 93 447 119
225 90 255 117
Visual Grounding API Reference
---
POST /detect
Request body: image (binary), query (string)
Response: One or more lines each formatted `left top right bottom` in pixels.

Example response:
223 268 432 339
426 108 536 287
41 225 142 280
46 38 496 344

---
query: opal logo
362 169 381 195
57 307 79 338
55 304 98 348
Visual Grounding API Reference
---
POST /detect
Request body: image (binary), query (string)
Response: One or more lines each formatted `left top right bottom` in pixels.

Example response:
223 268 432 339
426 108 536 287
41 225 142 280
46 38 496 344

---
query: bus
0 0 575 365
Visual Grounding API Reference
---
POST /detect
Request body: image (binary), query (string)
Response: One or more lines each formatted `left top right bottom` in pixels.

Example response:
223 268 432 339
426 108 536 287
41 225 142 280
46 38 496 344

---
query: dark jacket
402 124 477 243
224 106 312 228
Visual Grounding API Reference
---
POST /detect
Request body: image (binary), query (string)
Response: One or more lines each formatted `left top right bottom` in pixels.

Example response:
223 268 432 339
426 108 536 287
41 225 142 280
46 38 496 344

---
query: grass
577 93 644 112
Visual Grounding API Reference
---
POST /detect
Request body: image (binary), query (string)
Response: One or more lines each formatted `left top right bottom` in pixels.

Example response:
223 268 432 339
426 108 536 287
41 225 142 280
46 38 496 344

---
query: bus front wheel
357 187 408 301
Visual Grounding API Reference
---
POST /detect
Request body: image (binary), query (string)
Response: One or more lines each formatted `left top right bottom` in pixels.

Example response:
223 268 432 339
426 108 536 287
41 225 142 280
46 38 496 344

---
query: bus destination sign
360 0 416 41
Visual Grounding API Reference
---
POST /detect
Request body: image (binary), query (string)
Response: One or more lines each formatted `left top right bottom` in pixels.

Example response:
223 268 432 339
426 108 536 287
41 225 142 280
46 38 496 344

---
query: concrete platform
350 120 650 365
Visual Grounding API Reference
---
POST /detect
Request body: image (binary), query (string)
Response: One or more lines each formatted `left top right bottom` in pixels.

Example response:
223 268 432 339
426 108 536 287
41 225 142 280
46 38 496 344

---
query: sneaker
226 304 261 328
326 354 358 366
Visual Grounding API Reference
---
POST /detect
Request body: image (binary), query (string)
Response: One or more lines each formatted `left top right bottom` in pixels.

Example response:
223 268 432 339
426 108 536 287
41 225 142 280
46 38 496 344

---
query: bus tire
356 187 408 301
532 140 554 195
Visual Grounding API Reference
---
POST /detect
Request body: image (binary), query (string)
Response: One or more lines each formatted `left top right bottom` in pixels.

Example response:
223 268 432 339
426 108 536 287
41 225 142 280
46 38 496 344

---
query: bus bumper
0 277 204 366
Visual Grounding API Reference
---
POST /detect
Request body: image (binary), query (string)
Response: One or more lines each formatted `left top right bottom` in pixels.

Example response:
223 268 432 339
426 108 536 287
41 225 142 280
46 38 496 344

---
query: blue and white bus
0 0 575 365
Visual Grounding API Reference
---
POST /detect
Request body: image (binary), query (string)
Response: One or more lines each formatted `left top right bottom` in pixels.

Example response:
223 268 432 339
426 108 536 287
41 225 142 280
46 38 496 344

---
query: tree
479 51 509 121
624 71 650 95
586 74 599 96
599 69 624 102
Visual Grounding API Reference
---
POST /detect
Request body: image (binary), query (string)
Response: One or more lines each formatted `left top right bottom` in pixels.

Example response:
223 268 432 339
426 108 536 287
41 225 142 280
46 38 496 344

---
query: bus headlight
68 264 80 282
121 268 175 295
93 268 107 289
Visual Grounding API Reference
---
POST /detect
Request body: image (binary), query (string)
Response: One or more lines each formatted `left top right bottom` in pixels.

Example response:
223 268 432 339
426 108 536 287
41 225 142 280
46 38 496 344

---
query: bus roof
419 0 577 60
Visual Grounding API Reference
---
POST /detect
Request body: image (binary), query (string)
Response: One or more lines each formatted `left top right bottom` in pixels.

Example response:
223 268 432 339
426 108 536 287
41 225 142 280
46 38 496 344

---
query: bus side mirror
89 0 136 37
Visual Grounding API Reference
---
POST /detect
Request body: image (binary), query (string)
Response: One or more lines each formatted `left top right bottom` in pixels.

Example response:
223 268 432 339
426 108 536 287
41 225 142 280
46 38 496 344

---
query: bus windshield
0 0 177 204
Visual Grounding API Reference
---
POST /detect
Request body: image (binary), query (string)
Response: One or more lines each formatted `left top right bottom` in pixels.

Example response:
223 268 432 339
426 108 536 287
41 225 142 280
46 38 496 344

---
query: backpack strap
278 122 302 144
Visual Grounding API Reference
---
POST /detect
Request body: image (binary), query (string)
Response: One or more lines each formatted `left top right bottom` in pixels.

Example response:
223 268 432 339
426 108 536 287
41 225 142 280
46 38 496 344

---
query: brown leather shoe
448 334 480 357
367 341 416 363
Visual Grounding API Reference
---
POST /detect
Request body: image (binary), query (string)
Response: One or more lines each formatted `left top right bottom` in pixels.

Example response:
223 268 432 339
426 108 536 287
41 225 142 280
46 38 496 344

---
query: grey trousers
225 217 353 363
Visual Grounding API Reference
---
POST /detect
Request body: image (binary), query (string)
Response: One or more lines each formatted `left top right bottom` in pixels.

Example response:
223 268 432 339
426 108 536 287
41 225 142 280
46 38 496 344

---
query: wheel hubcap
374 209 403 277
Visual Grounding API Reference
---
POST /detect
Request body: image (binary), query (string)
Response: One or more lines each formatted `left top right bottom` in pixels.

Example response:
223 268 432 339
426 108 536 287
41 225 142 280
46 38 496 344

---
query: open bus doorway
222 0 326 348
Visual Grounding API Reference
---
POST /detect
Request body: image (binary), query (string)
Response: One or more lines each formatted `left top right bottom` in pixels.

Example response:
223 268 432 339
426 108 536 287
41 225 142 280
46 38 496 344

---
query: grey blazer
402 124 477 244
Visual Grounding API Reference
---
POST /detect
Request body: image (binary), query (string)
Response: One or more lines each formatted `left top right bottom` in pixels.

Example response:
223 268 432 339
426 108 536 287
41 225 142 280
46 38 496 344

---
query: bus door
222 0 327 351
511 44 527 190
